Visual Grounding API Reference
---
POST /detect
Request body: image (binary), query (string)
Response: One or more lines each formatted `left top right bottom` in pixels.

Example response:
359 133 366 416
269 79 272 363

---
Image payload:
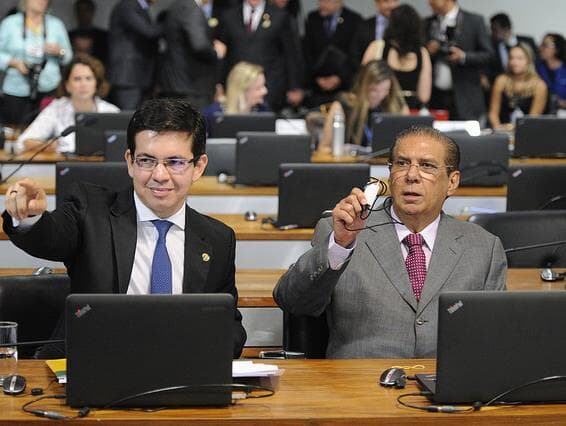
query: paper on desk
233 361 282 377
45 359 67 384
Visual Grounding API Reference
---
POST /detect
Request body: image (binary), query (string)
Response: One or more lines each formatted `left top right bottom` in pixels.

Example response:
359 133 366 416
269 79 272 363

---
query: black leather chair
0 274 70 358
283 312 329 359
468 211 566 268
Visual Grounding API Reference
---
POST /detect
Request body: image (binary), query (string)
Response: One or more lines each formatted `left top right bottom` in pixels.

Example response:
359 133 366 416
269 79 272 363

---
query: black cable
102 383 275 410
482 375 566 407
22 394 90 420
397 392 475 413
345 197 405 232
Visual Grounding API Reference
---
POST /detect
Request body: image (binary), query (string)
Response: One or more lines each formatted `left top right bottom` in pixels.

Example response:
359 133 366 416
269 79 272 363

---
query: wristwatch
58 48 66 58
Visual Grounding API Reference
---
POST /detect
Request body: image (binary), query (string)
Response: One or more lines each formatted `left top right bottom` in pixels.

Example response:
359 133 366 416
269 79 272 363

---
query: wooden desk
3 359 566 424
0 151 102 163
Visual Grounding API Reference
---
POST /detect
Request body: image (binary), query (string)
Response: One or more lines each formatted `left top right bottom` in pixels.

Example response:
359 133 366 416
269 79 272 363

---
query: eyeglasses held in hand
133 156 200 174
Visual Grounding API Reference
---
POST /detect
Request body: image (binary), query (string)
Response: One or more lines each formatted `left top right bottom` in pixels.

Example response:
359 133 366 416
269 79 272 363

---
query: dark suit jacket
2 183 246 358
159 0 220 99
425 9 494 120
303 7 362 99
107 0 162 89
349 16 376 71
219 3 303 111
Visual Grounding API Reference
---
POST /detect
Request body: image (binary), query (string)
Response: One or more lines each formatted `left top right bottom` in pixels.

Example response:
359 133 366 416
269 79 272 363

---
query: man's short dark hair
127 98 206 157
389 126 460 174
490 13 512 31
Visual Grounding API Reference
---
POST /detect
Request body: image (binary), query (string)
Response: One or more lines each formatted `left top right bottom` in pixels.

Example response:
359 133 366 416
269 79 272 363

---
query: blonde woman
318 60 408 152
204 61 269 131
489 43 547 130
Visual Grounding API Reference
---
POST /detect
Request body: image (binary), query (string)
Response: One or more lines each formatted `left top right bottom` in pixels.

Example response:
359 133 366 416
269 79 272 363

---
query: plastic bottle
332 109 345 157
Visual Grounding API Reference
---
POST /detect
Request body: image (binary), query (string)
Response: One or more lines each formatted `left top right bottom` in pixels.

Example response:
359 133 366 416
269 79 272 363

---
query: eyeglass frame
387 159 455 176
132 155 201 174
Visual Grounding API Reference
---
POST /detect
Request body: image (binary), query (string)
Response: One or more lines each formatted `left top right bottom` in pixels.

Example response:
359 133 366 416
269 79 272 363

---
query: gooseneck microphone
358 147 391 161
504 239 566 254
0 124 76 185
0 339 65 348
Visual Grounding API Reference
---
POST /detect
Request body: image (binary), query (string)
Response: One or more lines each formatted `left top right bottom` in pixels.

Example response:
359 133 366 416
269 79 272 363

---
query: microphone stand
0 339 65 348
505 239 566 254
0 125 75 185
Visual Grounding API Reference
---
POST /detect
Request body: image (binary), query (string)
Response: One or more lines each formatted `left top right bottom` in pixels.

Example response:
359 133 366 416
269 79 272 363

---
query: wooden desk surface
3 359 566 424
0 214 313 241
0 174 506 197
0 151 102 163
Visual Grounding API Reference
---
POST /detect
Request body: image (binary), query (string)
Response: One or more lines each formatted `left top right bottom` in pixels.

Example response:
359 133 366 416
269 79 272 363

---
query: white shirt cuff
11 214 42 229
327 231 356 270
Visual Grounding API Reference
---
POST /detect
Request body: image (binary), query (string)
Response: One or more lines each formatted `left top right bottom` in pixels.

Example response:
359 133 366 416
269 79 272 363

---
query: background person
318 60 408 152
362 4 432 110
0 0 72 127
16 53 118 154
536 33 566 113
3 98 246 359
488 44 547 130
274 127 506 358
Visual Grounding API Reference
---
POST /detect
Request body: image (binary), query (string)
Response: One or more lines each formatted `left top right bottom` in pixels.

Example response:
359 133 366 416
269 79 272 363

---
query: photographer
0 0 72 128
424 0 492 122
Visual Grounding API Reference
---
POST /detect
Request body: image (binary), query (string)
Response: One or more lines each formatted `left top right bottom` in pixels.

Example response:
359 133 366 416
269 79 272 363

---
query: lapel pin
202 253 210 262
262 14 271 28
208 17 218 28
337 16 344 24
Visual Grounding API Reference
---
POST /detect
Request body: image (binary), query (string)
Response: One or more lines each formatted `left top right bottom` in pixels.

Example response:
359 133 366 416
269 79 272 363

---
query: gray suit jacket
274 209 506 358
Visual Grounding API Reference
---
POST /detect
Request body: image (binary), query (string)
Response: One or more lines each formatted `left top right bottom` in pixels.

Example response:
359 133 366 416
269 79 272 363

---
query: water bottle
510 107 524 126
332 109 345 157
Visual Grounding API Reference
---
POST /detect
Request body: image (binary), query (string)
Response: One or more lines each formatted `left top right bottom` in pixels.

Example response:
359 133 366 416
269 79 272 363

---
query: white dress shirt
127 192 187 295
433 5 460 91
243 0 265 32
16 97 120 153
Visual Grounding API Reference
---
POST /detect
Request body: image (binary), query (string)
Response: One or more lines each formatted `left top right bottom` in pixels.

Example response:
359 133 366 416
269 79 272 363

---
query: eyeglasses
133 156 199 174
388 159 454 176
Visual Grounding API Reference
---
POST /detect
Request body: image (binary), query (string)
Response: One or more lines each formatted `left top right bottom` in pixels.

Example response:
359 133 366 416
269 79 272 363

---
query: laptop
276 163 370 228
204 138 237 177
65 294 234 407
55 162 131 208
208 112 276 138
104 130 127 162
507 164 566 210
448 133 510 187
75 111 133 156
416 291 566 404
371 114 434 154
235 132 311 185
514 116 566 158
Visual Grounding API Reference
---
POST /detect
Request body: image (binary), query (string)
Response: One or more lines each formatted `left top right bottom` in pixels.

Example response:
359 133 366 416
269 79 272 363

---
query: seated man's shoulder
193 211 235 239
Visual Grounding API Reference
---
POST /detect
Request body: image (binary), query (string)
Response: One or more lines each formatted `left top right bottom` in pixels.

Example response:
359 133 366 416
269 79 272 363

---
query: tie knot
152 220 173 237
404 233 424 248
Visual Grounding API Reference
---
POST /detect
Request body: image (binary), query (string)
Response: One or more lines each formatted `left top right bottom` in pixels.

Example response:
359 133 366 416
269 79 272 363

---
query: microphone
0 339 65 348
0 124 77 185
538 194 566 210
459 161 508 184
504 239 566 254
358 147 390 161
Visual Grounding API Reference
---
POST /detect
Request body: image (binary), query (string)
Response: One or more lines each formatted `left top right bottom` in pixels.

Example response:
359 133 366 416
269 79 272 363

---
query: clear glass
0 322 18 385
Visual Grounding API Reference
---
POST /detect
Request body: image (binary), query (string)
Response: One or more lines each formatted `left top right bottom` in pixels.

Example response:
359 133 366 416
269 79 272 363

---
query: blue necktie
151 220 174 294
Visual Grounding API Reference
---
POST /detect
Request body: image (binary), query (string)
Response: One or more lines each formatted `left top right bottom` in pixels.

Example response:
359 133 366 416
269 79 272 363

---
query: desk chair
0 274 70 358
468 211 566 268
507 164 566 211
283 312 328 359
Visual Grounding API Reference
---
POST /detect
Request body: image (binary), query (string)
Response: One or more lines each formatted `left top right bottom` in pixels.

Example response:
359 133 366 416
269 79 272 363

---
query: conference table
2 359 566 424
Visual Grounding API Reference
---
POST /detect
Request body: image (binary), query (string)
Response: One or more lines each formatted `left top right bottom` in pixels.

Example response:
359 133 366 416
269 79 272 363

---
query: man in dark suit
349 0 398 69
274 127 506 358
219 0 304 112
3 98 247 359
425 0 493 121
68 0 109 65
107 0 162 110
486 13 538 84
159 0 227 111
303 0 362 107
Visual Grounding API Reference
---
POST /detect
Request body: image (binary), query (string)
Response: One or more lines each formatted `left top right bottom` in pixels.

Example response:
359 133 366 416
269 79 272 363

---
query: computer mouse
244 211 258 221
379 367 406 388
2 374 26 395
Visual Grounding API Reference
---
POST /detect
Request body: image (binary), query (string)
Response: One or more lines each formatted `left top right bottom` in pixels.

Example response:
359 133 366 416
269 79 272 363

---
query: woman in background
203 61 269 132
536 33 566 113
0 0 72 126
489 43 547 130
361 4 431 110
16 53 119 153
318 60 408 152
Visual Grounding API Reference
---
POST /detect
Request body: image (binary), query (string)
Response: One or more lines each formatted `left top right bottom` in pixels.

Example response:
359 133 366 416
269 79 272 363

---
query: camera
27 62 45 101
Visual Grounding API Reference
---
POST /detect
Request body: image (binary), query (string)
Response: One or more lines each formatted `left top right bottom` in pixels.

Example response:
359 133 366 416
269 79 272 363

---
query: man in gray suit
274 127 506 358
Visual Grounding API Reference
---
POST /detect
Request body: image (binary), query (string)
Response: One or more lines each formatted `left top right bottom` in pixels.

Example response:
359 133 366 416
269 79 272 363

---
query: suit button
416 318 424 325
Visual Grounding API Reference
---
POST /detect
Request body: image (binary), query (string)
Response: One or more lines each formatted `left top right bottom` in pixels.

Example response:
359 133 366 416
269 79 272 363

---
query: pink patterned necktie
403 233 427 301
